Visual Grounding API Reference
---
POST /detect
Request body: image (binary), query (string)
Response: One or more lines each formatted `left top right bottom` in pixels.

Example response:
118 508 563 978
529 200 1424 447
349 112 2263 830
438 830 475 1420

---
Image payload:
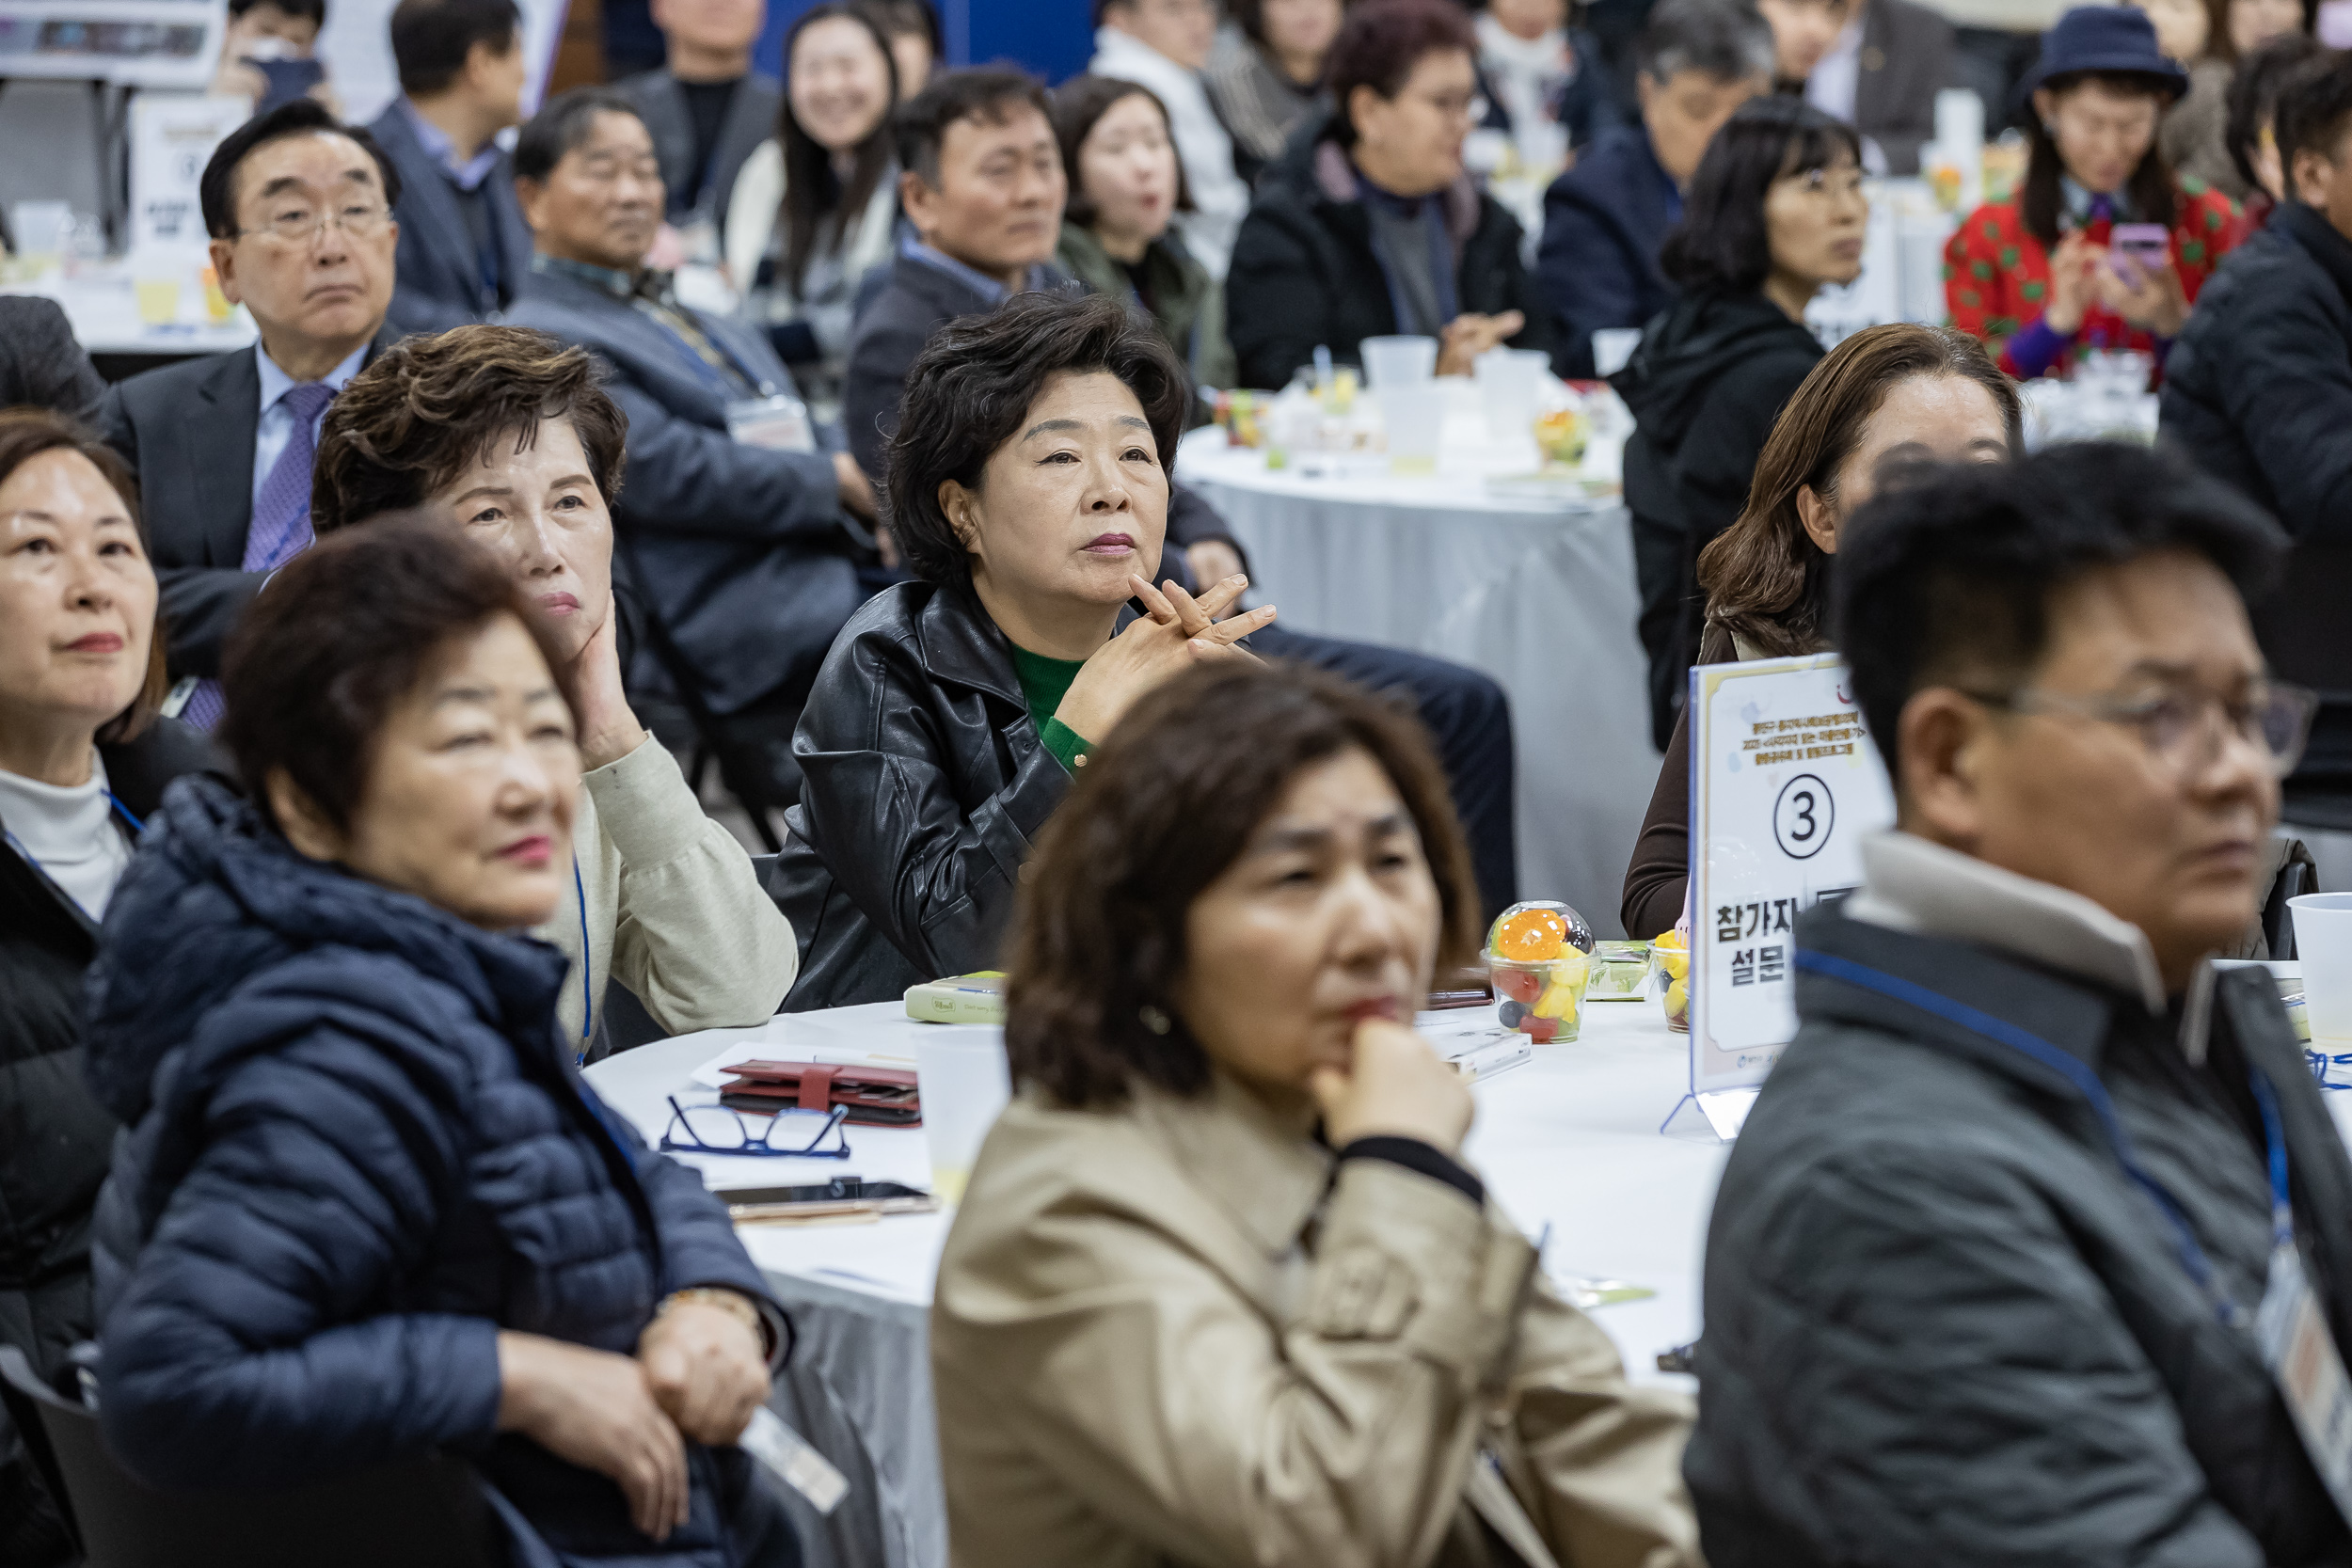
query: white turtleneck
0 750 131 920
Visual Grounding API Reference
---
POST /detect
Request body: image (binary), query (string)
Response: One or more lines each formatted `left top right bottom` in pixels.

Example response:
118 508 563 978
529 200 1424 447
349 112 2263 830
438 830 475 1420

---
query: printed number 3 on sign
1772 774 1835 861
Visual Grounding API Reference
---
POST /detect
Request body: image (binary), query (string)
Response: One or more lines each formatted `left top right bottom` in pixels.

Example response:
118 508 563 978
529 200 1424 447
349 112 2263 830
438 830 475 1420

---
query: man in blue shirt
1536 0 1770 376
370 0 534 333
97 100 405 726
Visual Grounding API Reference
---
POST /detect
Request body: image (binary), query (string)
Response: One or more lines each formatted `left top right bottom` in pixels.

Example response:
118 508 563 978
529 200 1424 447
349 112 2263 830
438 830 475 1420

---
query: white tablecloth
585 998 1722 1568
1177 424 1661 936
10 267 257 357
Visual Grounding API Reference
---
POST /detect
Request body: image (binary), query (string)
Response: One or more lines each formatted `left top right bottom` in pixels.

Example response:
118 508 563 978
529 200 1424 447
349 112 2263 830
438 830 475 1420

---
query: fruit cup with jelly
1485 900 1597 1042
1653 927 1691 1033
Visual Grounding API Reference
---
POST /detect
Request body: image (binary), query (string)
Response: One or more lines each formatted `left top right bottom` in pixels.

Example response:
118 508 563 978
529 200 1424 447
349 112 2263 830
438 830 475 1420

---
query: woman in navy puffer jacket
78 521 803 1567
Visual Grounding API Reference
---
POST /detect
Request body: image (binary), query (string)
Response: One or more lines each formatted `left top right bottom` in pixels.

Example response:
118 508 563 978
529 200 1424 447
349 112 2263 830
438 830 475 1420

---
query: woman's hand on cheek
1310 1020 1474 1154
1053 578 1277 742
572 610 649 771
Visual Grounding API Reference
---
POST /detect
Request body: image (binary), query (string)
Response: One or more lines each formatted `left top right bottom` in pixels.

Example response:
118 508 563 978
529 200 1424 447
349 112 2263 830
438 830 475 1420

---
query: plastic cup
134 277 181 326
1474 348 1548 440
1382 382 1448 472
1487 949 1592 1042
1591 328 1643 378
913 1034 1011 1206
1359 334 1438 390
2291 893 2352 1040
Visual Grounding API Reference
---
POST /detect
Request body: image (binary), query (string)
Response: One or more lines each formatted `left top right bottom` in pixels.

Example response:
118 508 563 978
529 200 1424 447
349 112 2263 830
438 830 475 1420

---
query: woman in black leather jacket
772 292 1274 1008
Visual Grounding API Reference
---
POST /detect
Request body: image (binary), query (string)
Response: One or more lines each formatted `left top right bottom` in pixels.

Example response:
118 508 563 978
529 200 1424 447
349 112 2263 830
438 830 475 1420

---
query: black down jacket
1611 286 1820 750
1688 901 2352 1567
0 719 216 1382
0 718 217 1562
2161 201 2352 540
82 777 797 1568
1225 111 1552 391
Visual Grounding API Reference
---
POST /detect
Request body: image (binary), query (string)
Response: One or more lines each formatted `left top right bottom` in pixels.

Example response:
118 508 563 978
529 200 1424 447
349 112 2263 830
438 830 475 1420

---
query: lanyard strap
1796 947 2287 1328
573 852 594 1064
2 791 148 917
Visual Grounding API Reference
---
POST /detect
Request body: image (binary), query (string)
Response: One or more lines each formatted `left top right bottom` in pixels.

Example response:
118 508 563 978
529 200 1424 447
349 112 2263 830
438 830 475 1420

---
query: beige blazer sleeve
935 1139 1697 1568
583 736 795 1032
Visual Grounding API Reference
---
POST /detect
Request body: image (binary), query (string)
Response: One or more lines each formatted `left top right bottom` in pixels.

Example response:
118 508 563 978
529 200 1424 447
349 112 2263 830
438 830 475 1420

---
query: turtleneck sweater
0 748 130 919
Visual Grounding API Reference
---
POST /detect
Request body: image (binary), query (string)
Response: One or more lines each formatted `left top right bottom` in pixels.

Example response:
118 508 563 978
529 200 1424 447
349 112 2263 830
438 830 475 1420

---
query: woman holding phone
1944 6 2242 383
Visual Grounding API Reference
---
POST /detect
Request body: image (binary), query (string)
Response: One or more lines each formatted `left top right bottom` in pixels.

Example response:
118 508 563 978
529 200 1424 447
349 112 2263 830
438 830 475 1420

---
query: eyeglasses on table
661 1097 852 1159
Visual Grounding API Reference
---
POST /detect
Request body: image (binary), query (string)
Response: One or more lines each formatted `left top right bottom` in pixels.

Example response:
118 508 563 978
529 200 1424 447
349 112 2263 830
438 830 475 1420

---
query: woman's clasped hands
1052 572 1277 744
497 1298 770 1542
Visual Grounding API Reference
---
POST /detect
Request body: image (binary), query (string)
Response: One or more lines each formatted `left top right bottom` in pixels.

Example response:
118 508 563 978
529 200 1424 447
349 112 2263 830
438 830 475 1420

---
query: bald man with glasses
97 99 405 730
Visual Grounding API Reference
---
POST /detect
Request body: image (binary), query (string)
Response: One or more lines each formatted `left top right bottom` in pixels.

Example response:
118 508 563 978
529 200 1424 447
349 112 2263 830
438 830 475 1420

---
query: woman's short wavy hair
311 324 628 535
882 289 1192 595
1003 661 1483 1110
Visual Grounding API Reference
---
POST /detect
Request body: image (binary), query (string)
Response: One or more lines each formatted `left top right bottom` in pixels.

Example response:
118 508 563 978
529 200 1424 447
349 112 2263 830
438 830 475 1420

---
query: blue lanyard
1797 948 2291 1329
573 852 594 1064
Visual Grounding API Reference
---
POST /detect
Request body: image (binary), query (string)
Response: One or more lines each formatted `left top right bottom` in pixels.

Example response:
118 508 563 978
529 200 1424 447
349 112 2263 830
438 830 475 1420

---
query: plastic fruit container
1653 928 1690 1034
1587 941 1652 1002
1484 900 1596 1043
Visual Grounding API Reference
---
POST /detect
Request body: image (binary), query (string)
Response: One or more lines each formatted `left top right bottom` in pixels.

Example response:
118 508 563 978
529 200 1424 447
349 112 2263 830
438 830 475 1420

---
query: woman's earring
1138 1004 1172 1036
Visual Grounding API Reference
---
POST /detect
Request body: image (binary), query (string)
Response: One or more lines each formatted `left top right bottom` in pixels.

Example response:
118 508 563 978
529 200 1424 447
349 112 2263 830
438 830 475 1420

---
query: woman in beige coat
932 659 1699 1568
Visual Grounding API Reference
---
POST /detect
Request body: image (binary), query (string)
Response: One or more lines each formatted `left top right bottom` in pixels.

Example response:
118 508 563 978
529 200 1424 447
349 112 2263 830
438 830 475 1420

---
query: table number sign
1664 653 1893 1141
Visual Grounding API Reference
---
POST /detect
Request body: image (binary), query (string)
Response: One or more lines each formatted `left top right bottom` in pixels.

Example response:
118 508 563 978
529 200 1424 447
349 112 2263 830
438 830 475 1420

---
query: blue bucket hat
2019 6 2189 102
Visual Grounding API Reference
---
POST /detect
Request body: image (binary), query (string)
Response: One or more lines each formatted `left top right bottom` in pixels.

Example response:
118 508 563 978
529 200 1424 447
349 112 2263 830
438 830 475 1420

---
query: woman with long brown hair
722 1 900 419
1618 323 2020 939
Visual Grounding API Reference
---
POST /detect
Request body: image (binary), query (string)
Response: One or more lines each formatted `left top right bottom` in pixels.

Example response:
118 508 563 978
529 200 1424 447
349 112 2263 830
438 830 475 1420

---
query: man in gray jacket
504 86 880 751
1689 442 2352 1566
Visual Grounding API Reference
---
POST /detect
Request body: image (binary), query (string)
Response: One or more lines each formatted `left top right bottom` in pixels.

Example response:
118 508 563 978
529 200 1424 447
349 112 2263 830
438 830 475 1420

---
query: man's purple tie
180 381 336 732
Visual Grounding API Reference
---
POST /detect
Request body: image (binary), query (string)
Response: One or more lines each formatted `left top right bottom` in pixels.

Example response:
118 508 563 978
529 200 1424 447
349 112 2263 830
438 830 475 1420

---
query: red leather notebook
720 1059 922 1126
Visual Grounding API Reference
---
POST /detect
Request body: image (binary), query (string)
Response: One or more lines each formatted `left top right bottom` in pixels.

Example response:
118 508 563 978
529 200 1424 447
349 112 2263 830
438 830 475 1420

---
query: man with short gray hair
1535 0 1771 376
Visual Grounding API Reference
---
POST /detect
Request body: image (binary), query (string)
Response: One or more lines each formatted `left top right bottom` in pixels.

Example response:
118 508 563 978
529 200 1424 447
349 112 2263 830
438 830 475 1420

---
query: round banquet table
585 996 1726 1568
1176 420 1661 938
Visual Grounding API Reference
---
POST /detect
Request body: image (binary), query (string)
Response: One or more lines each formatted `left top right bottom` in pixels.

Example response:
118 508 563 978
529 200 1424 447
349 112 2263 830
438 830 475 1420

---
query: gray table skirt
760 1270 945 1568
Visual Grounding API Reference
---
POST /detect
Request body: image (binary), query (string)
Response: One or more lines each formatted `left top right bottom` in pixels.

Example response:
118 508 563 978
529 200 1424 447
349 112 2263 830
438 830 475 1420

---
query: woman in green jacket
1053 73 1239 404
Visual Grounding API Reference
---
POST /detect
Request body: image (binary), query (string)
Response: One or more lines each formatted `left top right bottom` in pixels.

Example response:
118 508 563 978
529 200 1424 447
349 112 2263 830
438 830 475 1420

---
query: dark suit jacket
1854 0 1957 178
615 69 782 232
0 295 103 417
840 250 1008 480
94 325 403 680
369 102 534 335
505 262 858 714
1536 124 1678 379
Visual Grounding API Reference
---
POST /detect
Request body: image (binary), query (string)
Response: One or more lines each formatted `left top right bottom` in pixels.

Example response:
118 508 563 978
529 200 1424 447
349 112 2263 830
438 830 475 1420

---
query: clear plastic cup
2291 893 2352 1040
1360 334 1438 390
913 1035 1011 1206
1590 327 1644 378
1474 348 1548 440
1382 383 1448 472
1487 949 1592 1042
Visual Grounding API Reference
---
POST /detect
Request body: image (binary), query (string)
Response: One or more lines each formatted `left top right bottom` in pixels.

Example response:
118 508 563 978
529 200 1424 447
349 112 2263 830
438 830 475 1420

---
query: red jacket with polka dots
1943 180 2243 379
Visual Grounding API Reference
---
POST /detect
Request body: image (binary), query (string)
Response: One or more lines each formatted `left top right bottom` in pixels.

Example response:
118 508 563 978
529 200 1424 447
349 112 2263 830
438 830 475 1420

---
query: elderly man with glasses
98 100 405 731
1683 441 2346 1568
